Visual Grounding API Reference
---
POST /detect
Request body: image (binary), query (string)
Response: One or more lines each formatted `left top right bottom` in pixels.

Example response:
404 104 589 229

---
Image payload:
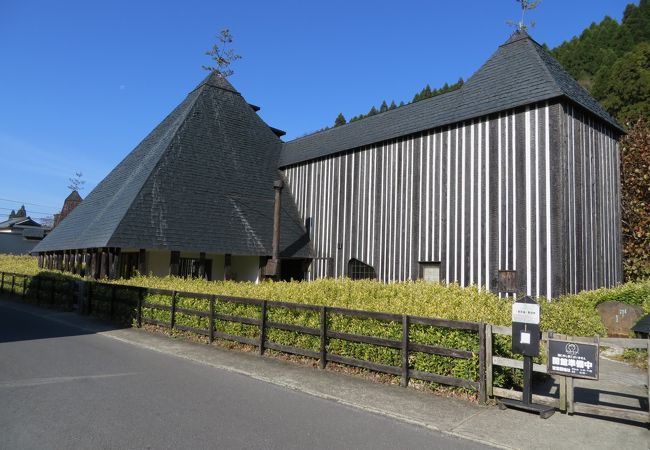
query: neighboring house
53 190 82 227
0 217 50 255
33 30 623 297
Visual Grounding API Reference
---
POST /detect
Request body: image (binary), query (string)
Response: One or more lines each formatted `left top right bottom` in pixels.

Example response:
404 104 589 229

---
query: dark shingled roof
279 31 623 167
34 72 310 258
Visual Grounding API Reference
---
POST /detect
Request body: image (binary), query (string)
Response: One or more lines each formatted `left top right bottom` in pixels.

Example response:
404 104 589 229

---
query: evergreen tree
399 101 405 107
334 113 347 127
8 210 16 219
389 100 397 110
367 106 378 116
379 100 388 113
16 205 26 218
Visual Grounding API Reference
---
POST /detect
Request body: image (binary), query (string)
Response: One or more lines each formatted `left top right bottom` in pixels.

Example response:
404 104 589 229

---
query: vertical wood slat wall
282 101 622 297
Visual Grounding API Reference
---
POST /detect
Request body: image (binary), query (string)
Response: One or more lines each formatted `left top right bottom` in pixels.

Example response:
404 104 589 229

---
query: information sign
512 302 540 325
547 339 599 380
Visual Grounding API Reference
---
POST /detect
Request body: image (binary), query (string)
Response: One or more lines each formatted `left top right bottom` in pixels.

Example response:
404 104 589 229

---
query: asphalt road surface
0 303 491 449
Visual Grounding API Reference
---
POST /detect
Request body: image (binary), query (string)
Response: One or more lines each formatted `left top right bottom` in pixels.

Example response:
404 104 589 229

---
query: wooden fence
0 271 486 403
486 324 650 424
3 270 647 424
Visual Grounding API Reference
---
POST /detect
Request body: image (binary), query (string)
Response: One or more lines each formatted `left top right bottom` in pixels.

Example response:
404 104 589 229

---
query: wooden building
34 31 623 297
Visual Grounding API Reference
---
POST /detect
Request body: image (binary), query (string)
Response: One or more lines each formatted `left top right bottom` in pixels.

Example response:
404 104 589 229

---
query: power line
0 197 58 209
0 206 56 216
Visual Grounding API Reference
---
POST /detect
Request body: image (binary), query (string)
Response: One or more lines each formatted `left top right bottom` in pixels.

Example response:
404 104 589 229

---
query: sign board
511 296 541 357
547 339 599 380
512 302 540 325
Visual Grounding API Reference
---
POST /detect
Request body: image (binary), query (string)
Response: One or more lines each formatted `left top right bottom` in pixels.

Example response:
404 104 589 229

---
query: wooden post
138 249 146 276
170 291 177 332
319 306 327 369
209 296 215 343
108 249 115 279
100 249 108 279
199 252 206 279
87 282 93 314
137 288 144 328
114 248 121 279
110 284 116 320
401 315 410 388
50 277 55 305
485 324 493 398
38 253 43 269
259 300 268 355
10 274 15 296
90 250 97 279
21 277 27 300
478 322 487 404
64 252 70 272
646 339 650 420
170 251 180 277
224 254 232 281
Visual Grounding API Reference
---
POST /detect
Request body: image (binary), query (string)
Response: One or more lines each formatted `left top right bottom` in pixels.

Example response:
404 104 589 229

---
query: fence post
646 339 649 421
485 323 493 398
22 277 27 300
259 300 267 355
137 288 144 328
478 322 487 404
319 306 327 369
209 296 215 344
110 285 116 320
170 291 177 332
401 315 410 388
67 280 75 311
87 282 93 315
10 275 15 296
50 278 55 306
35 277 41 304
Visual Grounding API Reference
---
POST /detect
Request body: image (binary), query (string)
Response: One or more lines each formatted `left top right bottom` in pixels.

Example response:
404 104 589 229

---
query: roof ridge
520 37 564 97
287 88 462 144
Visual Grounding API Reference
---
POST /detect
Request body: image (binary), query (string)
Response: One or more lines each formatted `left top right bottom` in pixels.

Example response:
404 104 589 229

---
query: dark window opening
497 270 517 294
179 257 212 280
348 258 376 280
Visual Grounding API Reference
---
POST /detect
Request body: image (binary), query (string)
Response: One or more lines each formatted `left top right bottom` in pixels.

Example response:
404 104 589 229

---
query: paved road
0 303 490 450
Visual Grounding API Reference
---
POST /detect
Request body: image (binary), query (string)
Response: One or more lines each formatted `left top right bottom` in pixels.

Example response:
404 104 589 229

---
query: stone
596 301 644 337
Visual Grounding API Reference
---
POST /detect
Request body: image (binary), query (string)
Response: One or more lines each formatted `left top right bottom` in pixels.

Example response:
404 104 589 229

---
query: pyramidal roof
279 30 623 167
35 72 310 257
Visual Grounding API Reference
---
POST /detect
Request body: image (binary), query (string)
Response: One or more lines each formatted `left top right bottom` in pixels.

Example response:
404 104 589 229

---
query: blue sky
0 0 634 222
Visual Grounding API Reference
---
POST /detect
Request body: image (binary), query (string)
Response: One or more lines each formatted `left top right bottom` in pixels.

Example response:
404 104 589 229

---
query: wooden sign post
499 296 555 419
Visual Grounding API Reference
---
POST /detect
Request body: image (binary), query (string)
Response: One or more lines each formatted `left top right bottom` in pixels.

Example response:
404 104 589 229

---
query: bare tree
202 28 242 77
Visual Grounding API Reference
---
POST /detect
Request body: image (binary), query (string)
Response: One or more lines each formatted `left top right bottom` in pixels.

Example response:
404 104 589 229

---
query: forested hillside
550 0 649 121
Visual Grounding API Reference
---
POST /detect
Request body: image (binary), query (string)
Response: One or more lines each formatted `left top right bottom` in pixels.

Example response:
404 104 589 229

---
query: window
419 262 441 283
347 258 376 280
497 270 517 294
179 257 212 280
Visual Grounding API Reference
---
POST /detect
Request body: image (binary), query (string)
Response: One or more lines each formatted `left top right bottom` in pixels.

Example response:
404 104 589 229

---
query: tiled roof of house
279 31 623 167
34 72 310 257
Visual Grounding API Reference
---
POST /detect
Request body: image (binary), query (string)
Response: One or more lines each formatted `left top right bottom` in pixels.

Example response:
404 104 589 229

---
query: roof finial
507 0 540 33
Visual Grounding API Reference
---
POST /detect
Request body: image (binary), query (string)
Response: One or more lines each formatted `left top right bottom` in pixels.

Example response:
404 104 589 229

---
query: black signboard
547 339 599 380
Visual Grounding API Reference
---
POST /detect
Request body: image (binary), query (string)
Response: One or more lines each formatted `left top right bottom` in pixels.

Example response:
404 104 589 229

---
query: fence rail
2 269 648 424
487 324 650 424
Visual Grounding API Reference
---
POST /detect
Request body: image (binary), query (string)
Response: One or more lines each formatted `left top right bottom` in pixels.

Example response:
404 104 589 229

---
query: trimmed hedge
3 254 650 393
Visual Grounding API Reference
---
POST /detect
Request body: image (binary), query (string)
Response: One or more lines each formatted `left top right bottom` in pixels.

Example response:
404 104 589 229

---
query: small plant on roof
507 0 540 32
202 28 242 78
